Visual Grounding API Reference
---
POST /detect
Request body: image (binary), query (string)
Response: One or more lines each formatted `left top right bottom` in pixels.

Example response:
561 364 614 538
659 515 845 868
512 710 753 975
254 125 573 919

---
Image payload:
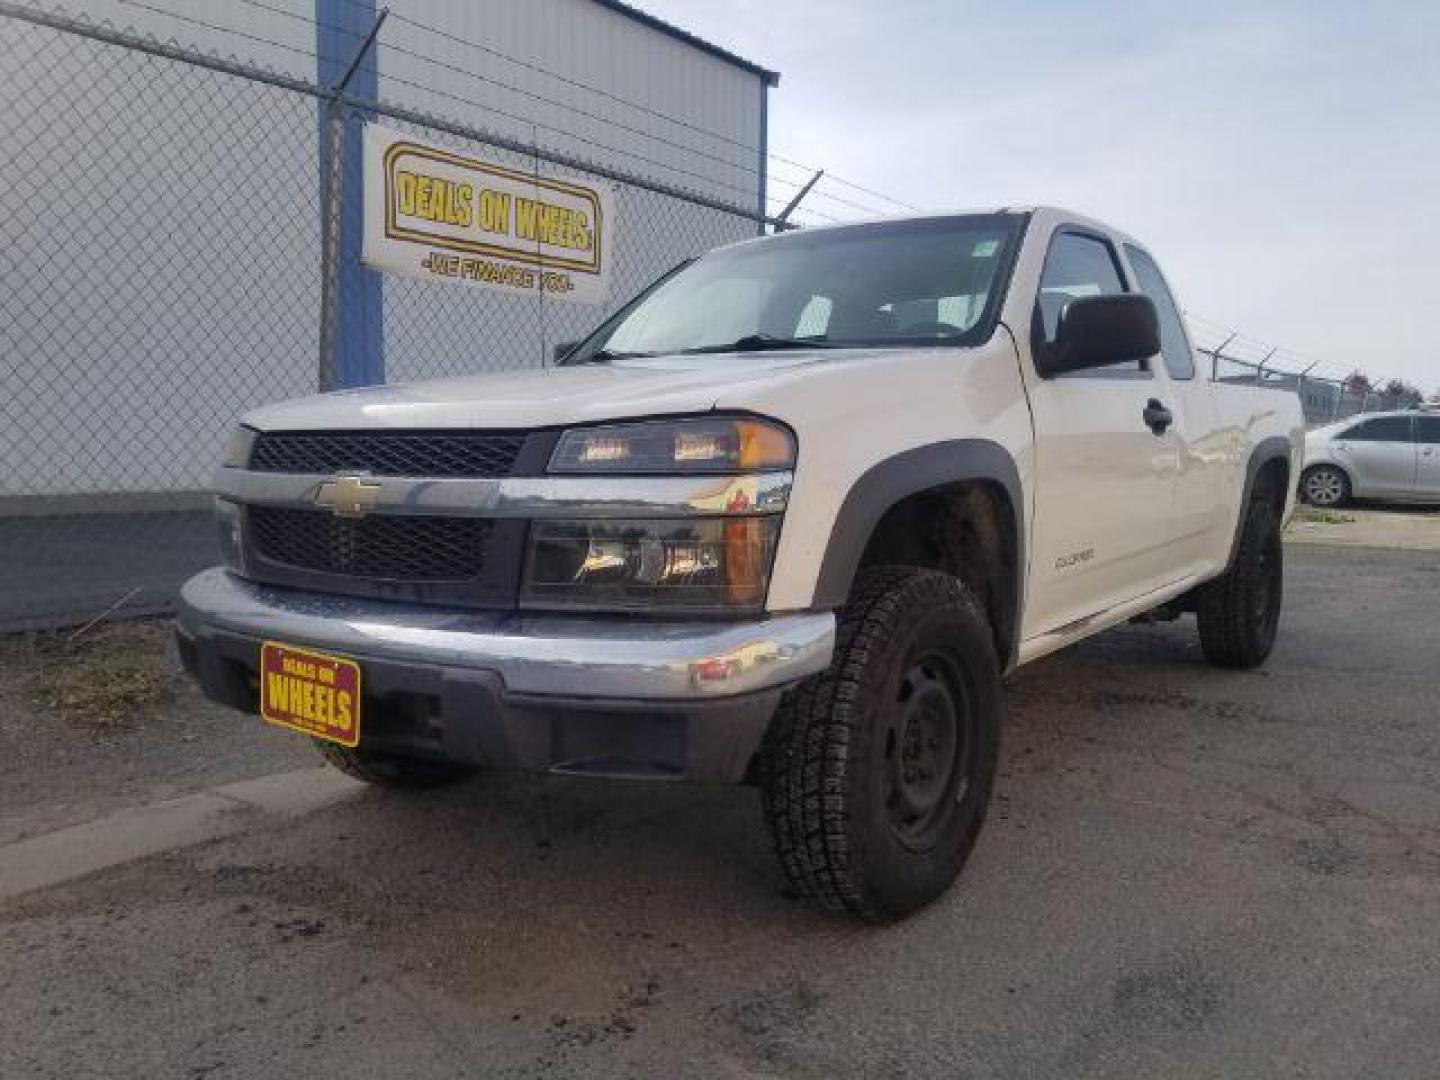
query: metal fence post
316 3 387 391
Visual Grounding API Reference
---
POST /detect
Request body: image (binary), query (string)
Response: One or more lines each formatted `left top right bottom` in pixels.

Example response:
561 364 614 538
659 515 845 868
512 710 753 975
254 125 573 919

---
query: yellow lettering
336 691 353 728
396 171 416 215
266 672 290 713
477 188 510 234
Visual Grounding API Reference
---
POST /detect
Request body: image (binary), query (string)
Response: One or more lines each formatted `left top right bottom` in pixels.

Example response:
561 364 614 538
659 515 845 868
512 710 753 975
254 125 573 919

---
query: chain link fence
1191 338 1427 428
0 3 766 629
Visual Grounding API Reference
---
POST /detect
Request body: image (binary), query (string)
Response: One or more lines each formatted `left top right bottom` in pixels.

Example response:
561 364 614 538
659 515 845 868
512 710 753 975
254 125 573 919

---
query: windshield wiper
569 347 653 365
677 333 837 355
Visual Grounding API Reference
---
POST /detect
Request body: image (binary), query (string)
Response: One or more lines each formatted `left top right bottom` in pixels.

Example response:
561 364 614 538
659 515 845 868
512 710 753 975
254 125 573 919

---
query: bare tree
1342 370 1374 395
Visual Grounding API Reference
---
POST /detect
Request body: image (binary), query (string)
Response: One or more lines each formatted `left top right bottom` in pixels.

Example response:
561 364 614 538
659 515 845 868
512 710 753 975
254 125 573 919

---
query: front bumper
176 568 835 782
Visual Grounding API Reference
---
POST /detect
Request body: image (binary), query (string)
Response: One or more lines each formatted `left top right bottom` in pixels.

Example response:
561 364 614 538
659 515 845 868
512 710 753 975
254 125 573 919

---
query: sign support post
317 1 387 391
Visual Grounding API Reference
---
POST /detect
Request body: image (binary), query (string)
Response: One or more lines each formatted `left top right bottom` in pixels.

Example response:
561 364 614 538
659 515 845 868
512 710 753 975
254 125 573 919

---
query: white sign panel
362 124 614 305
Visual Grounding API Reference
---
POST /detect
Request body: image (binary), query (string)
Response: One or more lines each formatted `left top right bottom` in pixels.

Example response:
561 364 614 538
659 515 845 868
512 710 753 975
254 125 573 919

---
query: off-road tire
1195 487 1283 669
314 740 478 789
761 567 1003 921
1300 464 1350 508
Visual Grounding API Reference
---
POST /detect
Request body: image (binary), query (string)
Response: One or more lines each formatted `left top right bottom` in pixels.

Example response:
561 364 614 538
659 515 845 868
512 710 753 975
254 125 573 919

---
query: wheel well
855 482 1018 668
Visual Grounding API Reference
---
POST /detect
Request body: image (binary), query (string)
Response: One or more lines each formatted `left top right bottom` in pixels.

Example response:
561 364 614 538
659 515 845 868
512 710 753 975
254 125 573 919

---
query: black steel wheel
761 566 1002 921
886 651 974 852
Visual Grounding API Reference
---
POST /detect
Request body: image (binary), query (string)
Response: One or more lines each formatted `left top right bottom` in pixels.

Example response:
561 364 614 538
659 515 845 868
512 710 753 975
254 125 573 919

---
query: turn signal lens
550 417 794 474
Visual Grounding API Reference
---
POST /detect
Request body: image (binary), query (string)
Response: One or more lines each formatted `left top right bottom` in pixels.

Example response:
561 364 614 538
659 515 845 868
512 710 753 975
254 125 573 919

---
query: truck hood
243 350 894 431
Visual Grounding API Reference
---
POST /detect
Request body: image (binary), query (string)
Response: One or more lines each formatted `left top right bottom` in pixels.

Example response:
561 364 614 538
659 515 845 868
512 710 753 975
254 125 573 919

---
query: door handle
1143 398 1173 435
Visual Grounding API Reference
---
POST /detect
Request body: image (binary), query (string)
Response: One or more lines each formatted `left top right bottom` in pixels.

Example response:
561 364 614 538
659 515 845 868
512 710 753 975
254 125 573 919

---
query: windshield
570 214 1023 361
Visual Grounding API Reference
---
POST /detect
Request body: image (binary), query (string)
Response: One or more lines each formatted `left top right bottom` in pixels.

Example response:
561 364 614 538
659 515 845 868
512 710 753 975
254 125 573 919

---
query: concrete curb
0 767 362 901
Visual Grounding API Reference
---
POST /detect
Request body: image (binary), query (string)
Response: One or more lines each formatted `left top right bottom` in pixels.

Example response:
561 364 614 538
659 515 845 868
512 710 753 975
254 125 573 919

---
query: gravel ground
2 540 1438 1079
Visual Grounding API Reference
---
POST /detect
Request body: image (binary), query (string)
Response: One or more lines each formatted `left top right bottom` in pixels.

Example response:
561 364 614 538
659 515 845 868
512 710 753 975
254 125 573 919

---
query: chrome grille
248 431 527 478
248 507 491 582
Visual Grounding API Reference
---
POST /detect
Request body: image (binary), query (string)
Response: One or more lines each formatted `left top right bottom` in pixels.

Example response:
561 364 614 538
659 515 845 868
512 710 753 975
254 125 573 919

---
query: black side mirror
552 340 580 364
1040 293 1159 377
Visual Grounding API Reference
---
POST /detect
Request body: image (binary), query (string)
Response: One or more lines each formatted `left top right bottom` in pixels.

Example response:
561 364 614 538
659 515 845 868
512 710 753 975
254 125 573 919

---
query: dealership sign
362 125 614 305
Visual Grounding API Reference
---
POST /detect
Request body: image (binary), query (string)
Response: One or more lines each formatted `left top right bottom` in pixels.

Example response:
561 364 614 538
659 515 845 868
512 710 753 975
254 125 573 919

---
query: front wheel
1195 489 1284 669
760 567 1002 921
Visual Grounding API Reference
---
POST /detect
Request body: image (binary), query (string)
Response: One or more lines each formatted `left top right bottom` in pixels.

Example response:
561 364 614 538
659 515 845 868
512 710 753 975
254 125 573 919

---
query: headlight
220 426 258 468
549 417 794 474
522 517 781 612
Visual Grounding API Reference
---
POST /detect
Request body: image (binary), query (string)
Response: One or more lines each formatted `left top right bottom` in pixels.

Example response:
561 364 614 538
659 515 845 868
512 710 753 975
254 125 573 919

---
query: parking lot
2 528 1438 1079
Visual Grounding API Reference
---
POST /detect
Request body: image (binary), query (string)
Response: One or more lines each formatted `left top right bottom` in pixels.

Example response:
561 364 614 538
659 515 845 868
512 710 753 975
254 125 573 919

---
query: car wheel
1196 485 1283 669
314 740 479 789
760 566 1002 921
1301 465 1350 507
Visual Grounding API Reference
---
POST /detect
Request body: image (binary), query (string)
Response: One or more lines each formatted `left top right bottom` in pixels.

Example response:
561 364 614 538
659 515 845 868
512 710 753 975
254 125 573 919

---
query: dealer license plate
259 641 361 747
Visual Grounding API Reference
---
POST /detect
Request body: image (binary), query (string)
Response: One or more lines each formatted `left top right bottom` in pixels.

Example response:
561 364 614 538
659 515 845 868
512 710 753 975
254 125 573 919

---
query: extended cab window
1417 416 1440 444
1125 245 1194 380
1344 416 1414 442
1036 232 1139 372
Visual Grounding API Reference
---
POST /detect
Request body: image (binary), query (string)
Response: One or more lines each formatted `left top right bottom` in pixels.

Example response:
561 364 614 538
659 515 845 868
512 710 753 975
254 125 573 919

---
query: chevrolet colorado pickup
178 207 1304 920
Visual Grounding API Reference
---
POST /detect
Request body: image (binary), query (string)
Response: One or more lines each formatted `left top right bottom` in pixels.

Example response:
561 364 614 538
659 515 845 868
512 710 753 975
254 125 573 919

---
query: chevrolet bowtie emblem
314 475 382 518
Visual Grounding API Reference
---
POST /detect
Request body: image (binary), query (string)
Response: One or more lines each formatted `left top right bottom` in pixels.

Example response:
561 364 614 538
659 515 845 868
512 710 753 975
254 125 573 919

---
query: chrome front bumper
177 568 835 701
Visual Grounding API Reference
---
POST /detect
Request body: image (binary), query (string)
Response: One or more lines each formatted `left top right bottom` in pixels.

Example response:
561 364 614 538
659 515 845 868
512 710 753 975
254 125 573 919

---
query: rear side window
1125 245 1194 380
1037 232 1138 372
1344 416 1414 442
1415 416 1440 444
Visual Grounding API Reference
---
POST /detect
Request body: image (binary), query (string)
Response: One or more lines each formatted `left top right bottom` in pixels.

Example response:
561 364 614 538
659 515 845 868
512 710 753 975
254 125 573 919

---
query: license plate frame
259 641 361 748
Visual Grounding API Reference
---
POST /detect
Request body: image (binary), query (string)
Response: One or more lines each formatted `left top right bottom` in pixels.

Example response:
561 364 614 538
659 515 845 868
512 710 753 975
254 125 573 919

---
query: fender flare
810 439 1026 660
1225 435 1293 571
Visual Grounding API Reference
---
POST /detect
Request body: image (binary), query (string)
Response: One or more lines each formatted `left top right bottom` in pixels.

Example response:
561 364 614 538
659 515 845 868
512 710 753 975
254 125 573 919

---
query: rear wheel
1301 465 1349 507
314 740 479 789
761 567 1002 921
1195 487 1283 669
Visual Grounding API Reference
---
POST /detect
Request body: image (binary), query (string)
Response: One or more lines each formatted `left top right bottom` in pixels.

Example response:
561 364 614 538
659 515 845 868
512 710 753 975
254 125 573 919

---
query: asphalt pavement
2 542 1438 1079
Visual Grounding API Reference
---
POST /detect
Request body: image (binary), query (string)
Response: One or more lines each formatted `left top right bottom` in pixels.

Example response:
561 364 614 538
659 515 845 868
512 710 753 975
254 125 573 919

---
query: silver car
1301 410 1440 507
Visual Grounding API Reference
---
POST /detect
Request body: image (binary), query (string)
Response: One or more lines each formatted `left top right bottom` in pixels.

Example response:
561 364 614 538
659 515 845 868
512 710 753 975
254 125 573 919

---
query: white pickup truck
178 207 1303 920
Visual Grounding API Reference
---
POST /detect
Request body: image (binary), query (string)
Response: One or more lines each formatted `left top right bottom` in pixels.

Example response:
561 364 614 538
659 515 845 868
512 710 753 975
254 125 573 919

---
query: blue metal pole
756 78 768 235
317 0 383 388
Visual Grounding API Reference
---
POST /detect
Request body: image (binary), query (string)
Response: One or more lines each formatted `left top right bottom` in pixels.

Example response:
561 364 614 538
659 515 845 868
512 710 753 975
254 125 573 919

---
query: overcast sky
644 0 1439 390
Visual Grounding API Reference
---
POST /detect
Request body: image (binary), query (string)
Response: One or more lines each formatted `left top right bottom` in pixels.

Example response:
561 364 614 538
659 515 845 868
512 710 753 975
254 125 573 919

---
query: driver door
1019 228 1182 638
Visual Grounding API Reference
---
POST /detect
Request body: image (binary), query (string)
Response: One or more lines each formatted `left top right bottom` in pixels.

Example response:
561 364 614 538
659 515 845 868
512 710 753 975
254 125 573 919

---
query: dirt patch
17 622 174 729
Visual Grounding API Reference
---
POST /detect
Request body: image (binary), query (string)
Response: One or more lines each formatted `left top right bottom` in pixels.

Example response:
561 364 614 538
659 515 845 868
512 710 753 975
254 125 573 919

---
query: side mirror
1040 293 1159 377
552 340 580 364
